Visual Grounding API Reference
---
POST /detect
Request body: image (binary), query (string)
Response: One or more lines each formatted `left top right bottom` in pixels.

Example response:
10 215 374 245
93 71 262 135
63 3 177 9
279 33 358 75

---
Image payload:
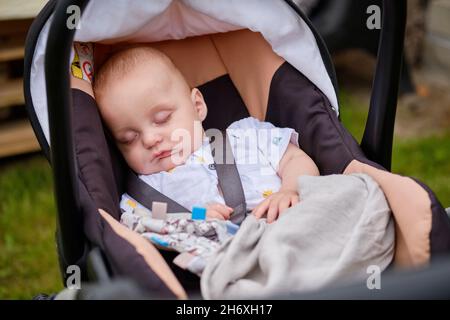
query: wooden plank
0 19 32 37
0 78 24 109
0 19 30 62
0 44 24 62
0 119 40 158
0 11 40 158
0 1 48 21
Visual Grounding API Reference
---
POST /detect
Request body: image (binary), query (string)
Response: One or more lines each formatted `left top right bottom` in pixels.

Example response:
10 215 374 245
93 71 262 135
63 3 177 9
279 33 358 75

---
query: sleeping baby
92 46 394 289
93 46 320 223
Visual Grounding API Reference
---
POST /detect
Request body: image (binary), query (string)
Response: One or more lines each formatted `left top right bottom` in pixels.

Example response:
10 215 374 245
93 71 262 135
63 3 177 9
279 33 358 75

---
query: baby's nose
142 130 162 149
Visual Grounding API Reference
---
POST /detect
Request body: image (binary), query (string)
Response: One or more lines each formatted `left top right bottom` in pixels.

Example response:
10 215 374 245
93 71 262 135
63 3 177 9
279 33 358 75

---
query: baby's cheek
124 147 146 174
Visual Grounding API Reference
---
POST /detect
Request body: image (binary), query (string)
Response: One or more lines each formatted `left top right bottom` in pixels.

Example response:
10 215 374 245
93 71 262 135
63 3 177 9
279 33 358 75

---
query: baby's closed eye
118 131 138 145
153 110 172 124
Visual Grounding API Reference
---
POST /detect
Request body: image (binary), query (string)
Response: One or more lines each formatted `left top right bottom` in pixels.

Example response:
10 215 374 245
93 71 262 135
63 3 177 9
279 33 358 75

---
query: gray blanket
200 173 395 299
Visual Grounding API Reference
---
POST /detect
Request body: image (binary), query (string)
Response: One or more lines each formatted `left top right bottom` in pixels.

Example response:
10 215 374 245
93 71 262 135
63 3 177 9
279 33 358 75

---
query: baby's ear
191 88 208 121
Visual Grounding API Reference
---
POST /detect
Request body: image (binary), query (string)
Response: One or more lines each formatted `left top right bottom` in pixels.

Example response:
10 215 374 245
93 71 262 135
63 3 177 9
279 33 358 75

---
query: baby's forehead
96 48 191 109
133 58 183 86
100 48 173 83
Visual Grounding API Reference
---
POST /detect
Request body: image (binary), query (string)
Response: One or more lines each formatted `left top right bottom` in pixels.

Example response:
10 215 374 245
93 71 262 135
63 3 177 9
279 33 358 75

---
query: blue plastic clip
150 236 169 247
226 221 239 235
191 206 207 220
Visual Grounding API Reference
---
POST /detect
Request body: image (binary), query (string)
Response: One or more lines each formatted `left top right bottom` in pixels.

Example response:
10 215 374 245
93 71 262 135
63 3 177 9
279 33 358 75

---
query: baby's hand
205 202 234 220
252 190 299 223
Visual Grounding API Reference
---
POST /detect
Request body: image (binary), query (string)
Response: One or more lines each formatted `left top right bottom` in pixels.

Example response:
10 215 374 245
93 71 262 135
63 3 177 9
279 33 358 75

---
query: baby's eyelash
119 133 138 145
123 139 134 145
153 112 172 125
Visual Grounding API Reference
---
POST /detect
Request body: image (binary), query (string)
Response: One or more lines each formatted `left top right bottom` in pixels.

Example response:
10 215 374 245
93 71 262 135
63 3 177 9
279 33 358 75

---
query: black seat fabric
266 62 384 175
70 61 450 296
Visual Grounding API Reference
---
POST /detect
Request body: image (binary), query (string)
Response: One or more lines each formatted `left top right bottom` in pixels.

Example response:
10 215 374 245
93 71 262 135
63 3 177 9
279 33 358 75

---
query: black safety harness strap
126 131 247 224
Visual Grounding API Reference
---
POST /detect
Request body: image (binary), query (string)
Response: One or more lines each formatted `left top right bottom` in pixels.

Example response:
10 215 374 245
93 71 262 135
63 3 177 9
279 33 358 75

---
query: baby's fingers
252 198 270 219
291 194 299 205
267 201 280 223
278 197 291 217
206 209 225 220
208 203 233 219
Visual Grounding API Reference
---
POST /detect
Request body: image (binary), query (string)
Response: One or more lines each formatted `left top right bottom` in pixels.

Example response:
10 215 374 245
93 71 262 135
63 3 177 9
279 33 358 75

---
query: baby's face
96 63 207 174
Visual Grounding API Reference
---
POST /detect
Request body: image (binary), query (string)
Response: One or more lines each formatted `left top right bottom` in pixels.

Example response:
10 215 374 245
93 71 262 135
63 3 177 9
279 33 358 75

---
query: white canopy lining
30 0 339 144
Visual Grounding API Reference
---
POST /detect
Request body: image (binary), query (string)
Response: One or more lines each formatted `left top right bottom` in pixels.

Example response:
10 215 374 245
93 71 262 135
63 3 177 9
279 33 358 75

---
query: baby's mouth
153 147 181 161
154 150 173 159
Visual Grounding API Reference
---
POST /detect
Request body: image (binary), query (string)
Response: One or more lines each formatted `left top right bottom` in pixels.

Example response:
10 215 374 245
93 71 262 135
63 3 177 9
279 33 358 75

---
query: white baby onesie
120 117 299 214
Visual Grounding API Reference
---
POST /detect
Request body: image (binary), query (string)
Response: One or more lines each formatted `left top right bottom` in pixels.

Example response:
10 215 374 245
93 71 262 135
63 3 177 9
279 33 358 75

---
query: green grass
339 91 450 206
0 93 448 299
392 136 450 205
0 155 62 299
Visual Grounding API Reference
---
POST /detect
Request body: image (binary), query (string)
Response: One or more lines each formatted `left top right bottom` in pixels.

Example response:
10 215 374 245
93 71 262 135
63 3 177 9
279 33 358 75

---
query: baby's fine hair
94 46 188 95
